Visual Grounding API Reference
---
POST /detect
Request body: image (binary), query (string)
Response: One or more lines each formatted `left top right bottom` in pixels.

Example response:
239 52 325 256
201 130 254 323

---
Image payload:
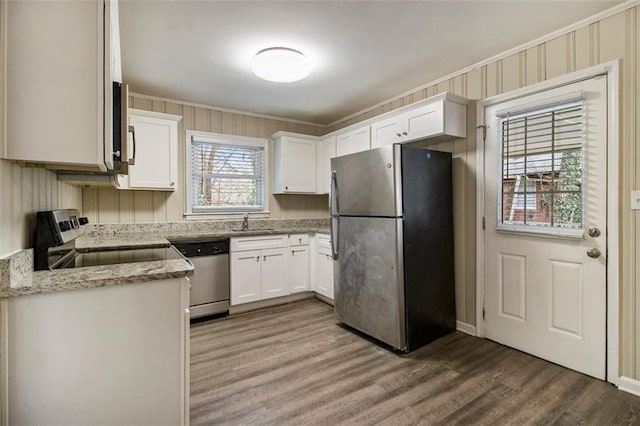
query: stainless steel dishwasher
172 239 229 318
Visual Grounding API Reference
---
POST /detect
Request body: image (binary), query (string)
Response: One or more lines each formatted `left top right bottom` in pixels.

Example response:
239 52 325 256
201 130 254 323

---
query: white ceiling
119 0 622 125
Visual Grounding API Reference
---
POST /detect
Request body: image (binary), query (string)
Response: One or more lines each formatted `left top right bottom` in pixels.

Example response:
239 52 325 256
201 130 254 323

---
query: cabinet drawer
316 233 332 249
231 234 288 251
289 233 309 246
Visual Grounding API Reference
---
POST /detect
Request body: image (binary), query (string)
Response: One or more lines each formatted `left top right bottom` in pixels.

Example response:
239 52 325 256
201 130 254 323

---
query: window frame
184 130 270 220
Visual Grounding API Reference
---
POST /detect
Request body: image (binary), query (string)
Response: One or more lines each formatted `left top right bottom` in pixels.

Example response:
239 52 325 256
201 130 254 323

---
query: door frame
475 60 620 384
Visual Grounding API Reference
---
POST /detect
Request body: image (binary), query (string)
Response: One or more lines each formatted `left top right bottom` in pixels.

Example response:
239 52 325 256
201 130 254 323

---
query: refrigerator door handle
330 170 339 259
330 170 338 216
331 217 339 259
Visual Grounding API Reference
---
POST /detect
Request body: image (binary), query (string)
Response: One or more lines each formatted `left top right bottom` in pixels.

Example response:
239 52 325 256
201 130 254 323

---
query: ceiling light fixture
251 47 311 83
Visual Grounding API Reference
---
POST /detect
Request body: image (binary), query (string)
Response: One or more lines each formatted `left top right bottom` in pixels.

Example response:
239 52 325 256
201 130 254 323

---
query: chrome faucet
242 213 249 231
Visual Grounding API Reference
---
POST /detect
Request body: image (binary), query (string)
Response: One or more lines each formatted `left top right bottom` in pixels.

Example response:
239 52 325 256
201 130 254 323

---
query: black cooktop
49 246 185 270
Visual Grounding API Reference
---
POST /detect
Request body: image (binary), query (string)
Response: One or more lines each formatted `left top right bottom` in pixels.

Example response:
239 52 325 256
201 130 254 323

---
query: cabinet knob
256 256 260 262
285 186 289 190
298 238 302 244
292 251 295 256
263 255 267 261
170 181 175 186
402 132 408 136
396 133 401 137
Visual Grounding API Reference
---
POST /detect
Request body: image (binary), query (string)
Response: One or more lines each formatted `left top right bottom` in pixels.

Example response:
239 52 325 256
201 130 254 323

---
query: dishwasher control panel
171 239 229 257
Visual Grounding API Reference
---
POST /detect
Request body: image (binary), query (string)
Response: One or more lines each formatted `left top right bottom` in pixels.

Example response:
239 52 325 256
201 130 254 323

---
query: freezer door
334 216 406 350
330 145 402 217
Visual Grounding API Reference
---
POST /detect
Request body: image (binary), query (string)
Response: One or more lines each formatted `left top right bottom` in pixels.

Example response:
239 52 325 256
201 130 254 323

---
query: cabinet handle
402 132 408 136
298 238 302 244
263 255 267 262
396 133 402 137
128 125 137 166
292 251 295 256
256 256 260 262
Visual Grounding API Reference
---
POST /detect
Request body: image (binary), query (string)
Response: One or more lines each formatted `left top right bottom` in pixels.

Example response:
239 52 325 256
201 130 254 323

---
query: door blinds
190 138 264 211
498 99 585 232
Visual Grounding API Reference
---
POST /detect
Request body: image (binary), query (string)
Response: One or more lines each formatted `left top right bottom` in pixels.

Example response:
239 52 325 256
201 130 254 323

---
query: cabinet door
290 246 310 293
336 133 354 157
128 113 179 190
282 137 317 193
231 250 262 305
315 246 334 300
371 116 403 148
403 100 445 142
261 248 289 300
352 126 371 153
4 1 107 170
316 136 336 194
5 278 186 425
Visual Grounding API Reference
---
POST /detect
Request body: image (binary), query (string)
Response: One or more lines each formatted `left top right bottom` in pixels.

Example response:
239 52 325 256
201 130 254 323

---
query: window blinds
190 139 264 211
499 99 585 230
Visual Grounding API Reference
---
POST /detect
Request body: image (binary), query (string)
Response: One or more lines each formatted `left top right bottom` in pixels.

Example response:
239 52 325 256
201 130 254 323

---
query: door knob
588 227 601 238
587 248 602 258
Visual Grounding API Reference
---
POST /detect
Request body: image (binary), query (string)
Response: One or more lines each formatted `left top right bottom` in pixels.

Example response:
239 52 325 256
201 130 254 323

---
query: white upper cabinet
116 109 181 191
272 132 318 194
370 116 404 149
370 94 467 148
1 0 121 172
316 135 336 195
336 125 370 156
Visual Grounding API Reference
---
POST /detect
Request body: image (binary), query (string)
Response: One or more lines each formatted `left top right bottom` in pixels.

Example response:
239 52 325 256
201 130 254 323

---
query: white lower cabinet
290 245 310 293
261 247 289 299
312 233 334 301
3 278 190 425
231 233 334 305
230 249 262 304
230 235 290 305
314 246 334 300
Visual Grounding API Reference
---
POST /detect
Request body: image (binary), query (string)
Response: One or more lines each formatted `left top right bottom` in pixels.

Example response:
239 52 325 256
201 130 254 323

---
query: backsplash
83 218 330 237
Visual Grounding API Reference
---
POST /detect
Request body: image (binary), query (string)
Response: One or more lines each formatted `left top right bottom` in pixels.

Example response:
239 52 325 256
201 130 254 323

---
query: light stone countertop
0 219 330 298
75 235 172 251
0 257 193 298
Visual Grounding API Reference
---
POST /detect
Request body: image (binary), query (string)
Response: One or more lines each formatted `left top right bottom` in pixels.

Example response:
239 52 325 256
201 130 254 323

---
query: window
186 131 268 214
498 99 584 234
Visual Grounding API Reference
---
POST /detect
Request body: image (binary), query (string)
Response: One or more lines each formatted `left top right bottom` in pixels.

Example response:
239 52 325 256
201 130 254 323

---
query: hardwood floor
190 298 640 425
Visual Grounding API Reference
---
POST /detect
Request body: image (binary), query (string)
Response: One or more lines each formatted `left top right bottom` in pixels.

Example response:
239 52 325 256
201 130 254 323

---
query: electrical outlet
631 191 640 210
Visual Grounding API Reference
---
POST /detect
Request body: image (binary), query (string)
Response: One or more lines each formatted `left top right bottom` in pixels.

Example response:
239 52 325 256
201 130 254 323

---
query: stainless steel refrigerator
330 144 455 352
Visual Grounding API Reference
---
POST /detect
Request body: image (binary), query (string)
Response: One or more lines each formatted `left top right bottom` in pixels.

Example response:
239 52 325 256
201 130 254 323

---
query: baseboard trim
618 376 640 397
229 292 314 315
456 321 477 336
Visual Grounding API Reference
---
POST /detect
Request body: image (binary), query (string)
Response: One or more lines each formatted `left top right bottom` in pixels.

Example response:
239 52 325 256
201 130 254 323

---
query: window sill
184 211 271 221
496 224 584 240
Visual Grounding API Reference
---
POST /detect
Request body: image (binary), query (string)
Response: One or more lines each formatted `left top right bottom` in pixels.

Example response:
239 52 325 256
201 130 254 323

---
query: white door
336 133 354 156
482 76 607 379
290 246 310 293
283 137 316 193
316 136 336 194
230 250 261 305
352 126 371 153
315 246 334 300
371 116 403 148
128 113 178 189
261 247 289 300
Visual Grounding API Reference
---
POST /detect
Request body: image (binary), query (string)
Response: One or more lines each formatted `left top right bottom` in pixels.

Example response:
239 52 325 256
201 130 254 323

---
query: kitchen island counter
1 251 193 298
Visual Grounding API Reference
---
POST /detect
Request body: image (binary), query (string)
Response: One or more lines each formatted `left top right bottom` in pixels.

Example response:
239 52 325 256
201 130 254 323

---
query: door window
498 99 585 236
